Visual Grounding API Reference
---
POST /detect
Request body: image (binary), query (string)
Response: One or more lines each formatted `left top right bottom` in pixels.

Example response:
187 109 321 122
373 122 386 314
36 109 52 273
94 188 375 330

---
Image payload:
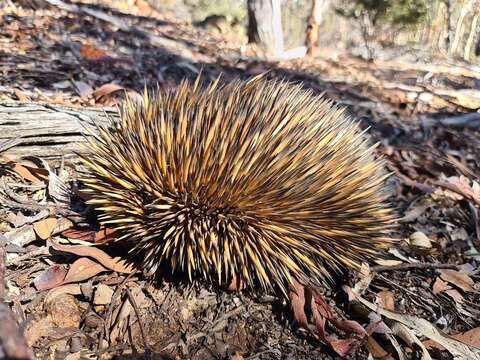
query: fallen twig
44 0 197 61
371 262 460 272
344 286 480 360
435 180 480 206
126 287 152 359
0 244 35 359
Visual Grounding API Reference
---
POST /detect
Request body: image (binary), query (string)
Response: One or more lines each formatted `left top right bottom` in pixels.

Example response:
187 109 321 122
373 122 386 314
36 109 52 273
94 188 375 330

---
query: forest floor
1 1 480 359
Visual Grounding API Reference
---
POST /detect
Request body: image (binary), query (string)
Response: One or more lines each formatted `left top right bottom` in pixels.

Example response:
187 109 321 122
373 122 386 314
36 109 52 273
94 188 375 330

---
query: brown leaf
14 88 30 102
328 339 359 357
445 289 464 304
61 227 116 243
432 277 452 294
12 163 43 184
95 227 117 243
377 290 395 310
366 336 392 359
33 218 58 240
288 278 309 328
226 275 247 291
49 239 134 273
439 269 474 292
435 176 480 206
409 231 432 249
33 264 67 291
454 327 480 348
80 43 107 60
424 327 480 351
92 83 124 101
289 279 370 356
230 353 244 360
62 257 108 284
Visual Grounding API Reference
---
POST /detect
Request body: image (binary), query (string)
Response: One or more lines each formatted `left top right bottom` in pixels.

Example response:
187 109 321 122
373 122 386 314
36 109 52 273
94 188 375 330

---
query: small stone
46 294 81 328
93 284 113 305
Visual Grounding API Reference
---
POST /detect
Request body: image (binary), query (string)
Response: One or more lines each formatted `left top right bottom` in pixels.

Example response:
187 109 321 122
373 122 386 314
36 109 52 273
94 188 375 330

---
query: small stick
0 244 34 359
126 287 151 359
371 262 459 272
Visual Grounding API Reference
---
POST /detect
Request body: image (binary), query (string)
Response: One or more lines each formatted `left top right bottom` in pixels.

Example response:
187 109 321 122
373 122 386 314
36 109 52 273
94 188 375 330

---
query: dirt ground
1 1 480 359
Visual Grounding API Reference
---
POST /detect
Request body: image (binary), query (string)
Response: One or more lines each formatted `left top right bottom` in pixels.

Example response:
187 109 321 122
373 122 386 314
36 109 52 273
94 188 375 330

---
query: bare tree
450 0 476 55
464 8 480 60
247 0 284 57
305 0 330 56
445 0 454 50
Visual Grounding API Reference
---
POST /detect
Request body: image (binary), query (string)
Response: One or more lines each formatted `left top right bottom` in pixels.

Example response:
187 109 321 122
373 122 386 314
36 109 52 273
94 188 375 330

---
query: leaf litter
1 0 480 359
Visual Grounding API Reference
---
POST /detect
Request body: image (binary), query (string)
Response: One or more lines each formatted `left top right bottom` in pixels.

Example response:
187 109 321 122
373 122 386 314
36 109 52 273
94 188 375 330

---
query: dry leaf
432 277 452 294
92 83 124 101
288 278 309 329
80 44 108 60
289 278 369 357
62 257 108 284
33 218 58 240
439 269 474 292
61 227 116 244
453 327 480 349
226 275 247 291
33 264 67 291
49 239 134 273
345 286 480 360
231 353 244 360
424 327 480 351
95 227 117 243
409 231 432 249
391 322 432 360
93 284 114 305
377 290 395 310
445 289 464 304
12 163 43 184
366 336 392 359
14 88 30 102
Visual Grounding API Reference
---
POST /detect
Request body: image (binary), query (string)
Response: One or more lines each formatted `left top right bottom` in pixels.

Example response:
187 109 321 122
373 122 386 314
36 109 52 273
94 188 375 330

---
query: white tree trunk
247 0 284 58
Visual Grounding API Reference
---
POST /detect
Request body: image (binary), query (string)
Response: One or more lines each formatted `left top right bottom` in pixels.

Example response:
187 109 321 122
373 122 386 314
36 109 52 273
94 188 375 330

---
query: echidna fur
80 75 397 296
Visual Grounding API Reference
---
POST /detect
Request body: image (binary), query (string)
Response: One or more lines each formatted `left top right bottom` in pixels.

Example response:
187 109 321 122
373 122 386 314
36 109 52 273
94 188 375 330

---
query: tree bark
247 0 284 57
305 0 329 56
0 101 116 164
464 11 480 60
445 0 454 51
450 0 476 55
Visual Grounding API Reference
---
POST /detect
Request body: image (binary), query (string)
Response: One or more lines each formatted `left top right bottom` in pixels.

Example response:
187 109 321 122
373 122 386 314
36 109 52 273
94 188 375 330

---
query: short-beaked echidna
80 75 396 295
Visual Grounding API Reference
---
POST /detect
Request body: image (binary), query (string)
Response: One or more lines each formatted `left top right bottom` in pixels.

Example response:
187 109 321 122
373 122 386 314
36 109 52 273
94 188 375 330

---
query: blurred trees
247 0 285 57
161 0 480 62
305 0 331 55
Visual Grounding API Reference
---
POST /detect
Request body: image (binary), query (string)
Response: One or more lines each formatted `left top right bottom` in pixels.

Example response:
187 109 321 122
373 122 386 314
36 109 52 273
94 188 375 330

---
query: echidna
80 75 396 296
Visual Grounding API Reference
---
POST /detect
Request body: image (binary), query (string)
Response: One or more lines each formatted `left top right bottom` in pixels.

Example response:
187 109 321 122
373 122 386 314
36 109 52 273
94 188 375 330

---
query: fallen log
0 101 117 164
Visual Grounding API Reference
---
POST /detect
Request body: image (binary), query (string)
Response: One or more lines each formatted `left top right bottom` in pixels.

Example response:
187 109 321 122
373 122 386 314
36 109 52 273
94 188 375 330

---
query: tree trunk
445 0 454 51
305 0 330 56
450 0 476 55
464 11 480 60
247 0 284 57
0 101 115 164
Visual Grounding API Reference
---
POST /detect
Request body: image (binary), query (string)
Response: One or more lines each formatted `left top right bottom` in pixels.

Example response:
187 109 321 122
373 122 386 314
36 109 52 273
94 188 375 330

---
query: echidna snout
80 75 397 295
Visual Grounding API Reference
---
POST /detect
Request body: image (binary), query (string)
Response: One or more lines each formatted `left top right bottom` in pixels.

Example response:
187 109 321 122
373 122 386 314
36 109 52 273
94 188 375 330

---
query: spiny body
80 75 396 296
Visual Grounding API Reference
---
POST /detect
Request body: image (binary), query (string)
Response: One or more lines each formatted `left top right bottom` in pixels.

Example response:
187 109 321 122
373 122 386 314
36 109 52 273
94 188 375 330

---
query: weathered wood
0 101 118 163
